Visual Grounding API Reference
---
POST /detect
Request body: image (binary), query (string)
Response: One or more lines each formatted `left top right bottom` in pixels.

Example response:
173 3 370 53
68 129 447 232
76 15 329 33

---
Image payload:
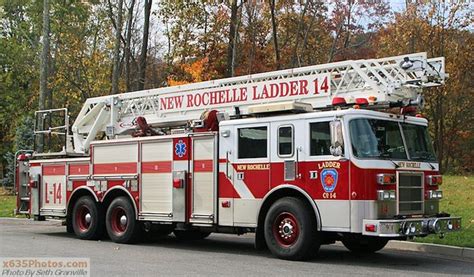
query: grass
0 177 472 247
0 187 17 217
414 175 474 248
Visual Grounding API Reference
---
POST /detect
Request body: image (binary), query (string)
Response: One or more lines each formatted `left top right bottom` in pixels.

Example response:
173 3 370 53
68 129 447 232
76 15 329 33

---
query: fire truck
15 52 461 260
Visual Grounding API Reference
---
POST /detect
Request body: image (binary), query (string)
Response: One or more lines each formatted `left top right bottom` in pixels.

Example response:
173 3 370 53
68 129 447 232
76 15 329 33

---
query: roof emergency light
355 98 369 106
332 97 347 106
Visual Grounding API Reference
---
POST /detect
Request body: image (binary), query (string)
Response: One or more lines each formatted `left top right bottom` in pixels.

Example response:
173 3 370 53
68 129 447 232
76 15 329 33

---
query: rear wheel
342 235 388 253
106 197 141 243
174 230 211 240
264 197 320 260
72 196 104 240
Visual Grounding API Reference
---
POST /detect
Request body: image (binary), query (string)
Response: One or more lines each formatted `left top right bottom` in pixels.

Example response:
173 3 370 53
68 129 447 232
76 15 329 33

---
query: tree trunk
124 0 135 92
269 0 280 70
111 0 124 95
328 20 344 63
301 7 318 65
39 0 50 110
38 0 51 153
245 1 256 74
138 0 152 90
165 22 172 65
203 10 209 54
226 0 239 77
291 0 310 67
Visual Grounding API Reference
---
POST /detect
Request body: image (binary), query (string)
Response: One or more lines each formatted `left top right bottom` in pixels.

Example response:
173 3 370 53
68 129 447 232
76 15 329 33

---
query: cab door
305 119 350 231
232 123 270 226
270 121 303 189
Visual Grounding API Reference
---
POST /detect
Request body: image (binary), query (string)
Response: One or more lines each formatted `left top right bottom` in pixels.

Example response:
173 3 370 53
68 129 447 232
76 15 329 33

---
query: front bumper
362 217 461 237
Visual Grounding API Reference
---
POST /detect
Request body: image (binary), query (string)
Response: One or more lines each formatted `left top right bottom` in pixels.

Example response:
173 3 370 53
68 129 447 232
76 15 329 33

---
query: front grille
398 172 424 215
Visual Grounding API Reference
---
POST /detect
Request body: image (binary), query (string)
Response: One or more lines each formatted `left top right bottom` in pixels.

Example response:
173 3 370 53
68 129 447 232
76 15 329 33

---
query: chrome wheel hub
120 215 128 226
279 220 294 238
84 213 91 224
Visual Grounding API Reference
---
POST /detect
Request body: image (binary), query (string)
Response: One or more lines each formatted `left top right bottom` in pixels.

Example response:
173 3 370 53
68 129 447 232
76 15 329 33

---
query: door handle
226 151 231 179
296 146 302 179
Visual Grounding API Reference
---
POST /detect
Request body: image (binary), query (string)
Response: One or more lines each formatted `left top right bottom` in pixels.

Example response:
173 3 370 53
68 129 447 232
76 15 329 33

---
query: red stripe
194 160 213 172
218 172 239 198
69 164 89 175
142 161 172 173
218 158 227 163
43 165 65 176
93 163 137 174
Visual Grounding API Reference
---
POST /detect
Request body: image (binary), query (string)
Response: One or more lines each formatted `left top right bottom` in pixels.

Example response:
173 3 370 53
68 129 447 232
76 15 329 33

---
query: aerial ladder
33 52 446 156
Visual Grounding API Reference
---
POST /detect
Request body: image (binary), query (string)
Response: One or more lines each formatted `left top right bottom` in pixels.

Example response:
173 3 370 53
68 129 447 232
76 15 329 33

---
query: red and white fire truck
15 52 461 260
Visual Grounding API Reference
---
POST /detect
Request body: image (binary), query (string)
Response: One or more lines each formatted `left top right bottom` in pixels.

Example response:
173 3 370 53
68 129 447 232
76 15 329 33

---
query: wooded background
1 0 473 186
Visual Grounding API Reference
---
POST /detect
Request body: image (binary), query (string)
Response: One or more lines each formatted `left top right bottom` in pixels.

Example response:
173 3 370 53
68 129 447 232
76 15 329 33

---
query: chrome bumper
362 217 461 237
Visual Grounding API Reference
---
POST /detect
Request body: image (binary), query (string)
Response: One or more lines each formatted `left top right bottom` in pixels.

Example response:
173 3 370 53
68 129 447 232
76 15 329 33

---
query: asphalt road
0 218 472 276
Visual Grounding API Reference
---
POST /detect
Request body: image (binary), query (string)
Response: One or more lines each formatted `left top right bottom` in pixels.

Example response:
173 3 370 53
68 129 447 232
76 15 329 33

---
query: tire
72 196 104 240
264 197 320 260
106 197 142 244
174 230 211 240
341 234 388 253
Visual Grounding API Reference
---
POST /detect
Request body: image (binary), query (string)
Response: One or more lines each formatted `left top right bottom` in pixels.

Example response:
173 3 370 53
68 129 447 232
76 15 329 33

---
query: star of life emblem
175 140 186 158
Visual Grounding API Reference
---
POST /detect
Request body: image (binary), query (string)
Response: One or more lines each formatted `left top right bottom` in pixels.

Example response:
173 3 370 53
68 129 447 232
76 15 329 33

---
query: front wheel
264 197 320 260
106 197 141 243
341 235 388 253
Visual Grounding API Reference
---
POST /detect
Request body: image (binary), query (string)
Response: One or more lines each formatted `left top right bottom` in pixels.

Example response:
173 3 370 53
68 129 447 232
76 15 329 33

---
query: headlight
377 190 396 201
427 190 443 200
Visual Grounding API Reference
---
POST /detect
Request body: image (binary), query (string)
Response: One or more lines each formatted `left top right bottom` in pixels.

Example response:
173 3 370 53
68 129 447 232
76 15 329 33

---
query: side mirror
330 120 344 156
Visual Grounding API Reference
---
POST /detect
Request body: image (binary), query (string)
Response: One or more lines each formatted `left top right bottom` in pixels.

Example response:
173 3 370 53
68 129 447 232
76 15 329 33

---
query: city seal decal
321 168 338 193
175 139 187 158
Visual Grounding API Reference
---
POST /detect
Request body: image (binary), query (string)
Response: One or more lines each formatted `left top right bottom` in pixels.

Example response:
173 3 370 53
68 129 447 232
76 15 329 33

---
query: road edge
386 240 474 260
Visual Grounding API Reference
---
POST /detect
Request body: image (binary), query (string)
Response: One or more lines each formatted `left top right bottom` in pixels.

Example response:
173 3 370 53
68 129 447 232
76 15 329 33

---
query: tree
375 1 473 173
269 0 280 70
2 116 34 188
110 0 124 95
137 0 152 90
124 0 135 92
327 0 389 62
37 0 51 153
226 0 242 77
0 1 41 177
1 1 472 174
39 0 51 110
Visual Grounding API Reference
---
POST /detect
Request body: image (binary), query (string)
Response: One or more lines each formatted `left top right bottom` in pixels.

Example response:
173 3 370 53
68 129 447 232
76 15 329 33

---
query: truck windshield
349 119 436 162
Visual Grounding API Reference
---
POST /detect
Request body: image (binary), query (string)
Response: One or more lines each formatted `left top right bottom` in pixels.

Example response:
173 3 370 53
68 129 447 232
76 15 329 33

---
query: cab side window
278 126 293 157
310 122 331 156
238 126 267 159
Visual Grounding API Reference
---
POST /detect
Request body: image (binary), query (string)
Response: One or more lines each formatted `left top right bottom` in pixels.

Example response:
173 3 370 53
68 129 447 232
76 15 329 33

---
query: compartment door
40 164 67 216
190 135 217 224
140 140 174 220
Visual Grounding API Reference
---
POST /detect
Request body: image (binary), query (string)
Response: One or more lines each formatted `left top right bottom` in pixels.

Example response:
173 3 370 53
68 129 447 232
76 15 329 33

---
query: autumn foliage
0 1 472 180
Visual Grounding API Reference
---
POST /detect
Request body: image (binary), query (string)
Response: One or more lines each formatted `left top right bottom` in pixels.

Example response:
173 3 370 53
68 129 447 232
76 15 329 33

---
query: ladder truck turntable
15 52 461 260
